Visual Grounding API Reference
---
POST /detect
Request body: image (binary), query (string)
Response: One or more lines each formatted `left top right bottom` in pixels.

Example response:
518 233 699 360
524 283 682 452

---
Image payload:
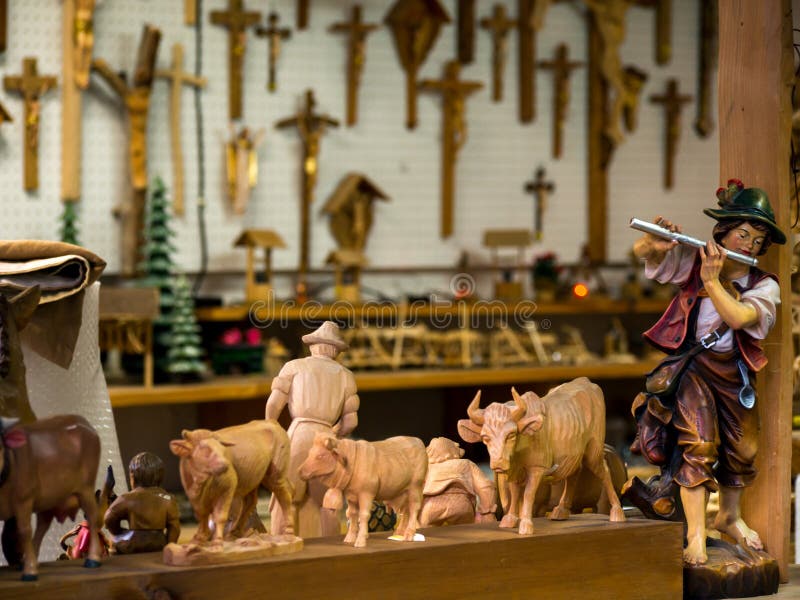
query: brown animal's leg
550 472 580 521
403 486 424 541
14 500 37 580
518 470 545 535
499 480 521 529
343 497 359 544
31 512 54 558
214 489 236 542
193 509 212 543
266 470 295 536
231 491 257 537
586 442 626 522
77 486 103 568
354 492 373 548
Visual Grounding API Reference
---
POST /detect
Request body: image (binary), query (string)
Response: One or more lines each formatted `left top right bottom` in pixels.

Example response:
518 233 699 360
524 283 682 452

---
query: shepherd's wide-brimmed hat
704 179 786 245
302 321 348 351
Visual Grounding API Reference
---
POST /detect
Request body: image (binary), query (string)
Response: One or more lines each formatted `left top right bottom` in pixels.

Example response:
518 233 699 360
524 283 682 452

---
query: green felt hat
703 179 786 245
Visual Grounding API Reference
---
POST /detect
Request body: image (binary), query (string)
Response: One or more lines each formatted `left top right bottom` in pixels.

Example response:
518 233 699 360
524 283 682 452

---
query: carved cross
72 0 97 89
225 125 265 215
329 5 379 127
275 90 339 287
3 58 58 192
210 0 261 121
0 0 6 53
297 0 310 30
694 0 717 137
518 0 555 123
419 61 483 239
480 4 516 102
91 24 161 276
457 0 476 64
524 167 554 241
649 78 692 189
538 44 583 158
256 12 291 93
156 43 207 216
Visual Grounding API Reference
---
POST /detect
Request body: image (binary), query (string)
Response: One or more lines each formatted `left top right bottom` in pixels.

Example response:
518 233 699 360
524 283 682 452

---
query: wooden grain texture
718 0 793 581
586 13 608 263
0 516 683 599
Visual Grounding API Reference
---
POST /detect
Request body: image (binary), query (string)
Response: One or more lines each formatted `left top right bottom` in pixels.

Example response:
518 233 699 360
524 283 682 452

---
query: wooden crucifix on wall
457 0 476 64
517 0 556 123
156 43 207 216
649 78 691 189
256 12 291 93
210 0 261 121
91 24 161 276
524 167 554 241
480 4 516 102
419 61 483 239
329 5 380 127
297 0 309 30
385 0 451 130
275 90 339 291
0 0 7 53
3 58 58 192
225 125 265 215
538 44 582 159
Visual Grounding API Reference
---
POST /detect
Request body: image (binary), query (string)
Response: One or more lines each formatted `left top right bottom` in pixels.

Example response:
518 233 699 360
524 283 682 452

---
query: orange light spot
572 283 589 298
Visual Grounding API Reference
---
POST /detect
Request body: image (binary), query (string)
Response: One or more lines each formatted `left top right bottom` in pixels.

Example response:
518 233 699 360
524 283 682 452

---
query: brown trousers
672 348 758 491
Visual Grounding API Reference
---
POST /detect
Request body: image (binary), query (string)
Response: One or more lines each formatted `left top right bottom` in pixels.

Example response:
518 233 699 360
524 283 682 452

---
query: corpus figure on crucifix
419 60 483 239
524 167 554 241
256 12 291 93
538 44 583 158
275 90 340 292
480 4 516 102
225 125 265 215
649 78 692 189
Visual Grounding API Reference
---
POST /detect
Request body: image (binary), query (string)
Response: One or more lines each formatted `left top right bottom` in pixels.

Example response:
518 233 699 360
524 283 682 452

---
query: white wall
0 0 718 299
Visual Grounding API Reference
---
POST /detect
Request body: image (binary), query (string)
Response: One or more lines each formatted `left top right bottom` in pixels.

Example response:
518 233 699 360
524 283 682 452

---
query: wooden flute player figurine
626 179 786 568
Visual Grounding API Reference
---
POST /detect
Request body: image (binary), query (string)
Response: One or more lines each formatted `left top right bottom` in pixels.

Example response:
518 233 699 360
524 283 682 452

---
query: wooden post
419 61 483 239
297 0 309 30
62 0 80 202
654 0 671 65
648 78 691 189
518 0 535 122
256 12 291 93
3 58 58 192
538 43 583 158
210 0 261 121
694 0 717 137
718 0 793 580
184 0 197 25
480 4 516 103
0 0 7 53
586 13 608 263
457 0 475 64
155 43 207 216
328 5 380 127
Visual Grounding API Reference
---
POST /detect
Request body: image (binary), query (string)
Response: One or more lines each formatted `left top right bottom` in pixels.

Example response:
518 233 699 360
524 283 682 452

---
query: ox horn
467 390 485 425
510 387 526 422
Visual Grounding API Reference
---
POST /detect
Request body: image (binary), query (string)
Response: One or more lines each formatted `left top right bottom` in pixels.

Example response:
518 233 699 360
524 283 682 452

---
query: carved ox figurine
458 377 625 535
0 414 102 580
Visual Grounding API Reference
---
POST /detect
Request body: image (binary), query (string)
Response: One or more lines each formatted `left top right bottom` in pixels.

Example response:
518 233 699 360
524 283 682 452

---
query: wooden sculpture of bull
298 433 427 548
457 377 625 535
169 419 294 543
0 414 102 580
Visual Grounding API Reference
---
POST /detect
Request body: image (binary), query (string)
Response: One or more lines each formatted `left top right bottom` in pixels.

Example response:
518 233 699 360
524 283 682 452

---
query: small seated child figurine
419 437 497 526
104 452 181 554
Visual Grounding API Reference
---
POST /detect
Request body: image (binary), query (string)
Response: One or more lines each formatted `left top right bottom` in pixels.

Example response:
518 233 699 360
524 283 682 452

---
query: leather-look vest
643 254 777 372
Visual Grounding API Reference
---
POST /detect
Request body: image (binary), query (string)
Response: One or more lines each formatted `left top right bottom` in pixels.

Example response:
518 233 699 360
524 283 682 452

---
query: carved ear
323 436 337 451
518 414 544 435
9 286 41 332
457 419 482 444
170 439 193 457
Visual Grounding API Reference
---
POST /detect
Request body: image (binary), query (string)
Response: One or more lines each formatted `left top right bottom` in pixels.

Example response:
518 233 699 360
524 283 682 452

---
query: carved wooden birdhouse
234 229 286 303
321 173 390 254
325 248 367 303
483 229 532 301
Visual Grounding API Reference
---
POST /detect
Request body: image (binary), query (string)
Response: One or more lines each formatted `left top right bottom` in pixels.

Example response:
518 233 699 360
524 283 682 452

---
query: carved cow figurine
0 414 102 581
169 419 294 543
298 433 427 548
458 377 625 535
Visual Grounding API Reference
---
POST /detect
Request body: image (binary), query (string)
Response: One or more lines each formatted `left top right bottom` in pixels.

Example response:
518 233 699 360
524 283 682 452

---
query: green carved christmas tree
161 274 207 379
139 177 177 317
60 202 80 245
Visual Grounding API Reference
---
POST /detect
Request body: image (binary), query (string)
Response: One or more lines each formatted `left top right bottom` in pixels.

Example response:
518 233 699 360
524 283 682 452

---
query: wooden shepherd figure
91 24 161 276
210 0 261 121
3 58 58 192
329 5 380 127
385 0 451 130
649 78 692 189
524 167 554 241
419 61 483 239
538 43 583 159
480 4 516 102
275 90 340 293
256 12 291 93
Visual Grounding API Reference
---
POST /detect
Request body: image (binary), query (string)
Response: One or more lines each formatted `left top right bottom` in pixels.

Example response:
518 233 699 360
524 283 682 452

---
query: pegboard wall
0 0 719 299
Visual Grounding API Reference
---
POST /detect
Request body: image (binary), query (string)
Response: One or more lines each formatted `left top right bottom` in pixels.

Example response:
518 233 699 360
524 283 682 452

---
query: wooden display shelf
108 360 660 408
195 297 670 322
0 516 683 600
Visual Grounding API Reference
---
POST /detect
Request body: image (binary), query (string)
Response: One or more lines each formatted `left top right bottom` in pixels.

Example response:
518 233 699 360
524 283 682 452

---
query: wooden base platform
0 515 683 599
